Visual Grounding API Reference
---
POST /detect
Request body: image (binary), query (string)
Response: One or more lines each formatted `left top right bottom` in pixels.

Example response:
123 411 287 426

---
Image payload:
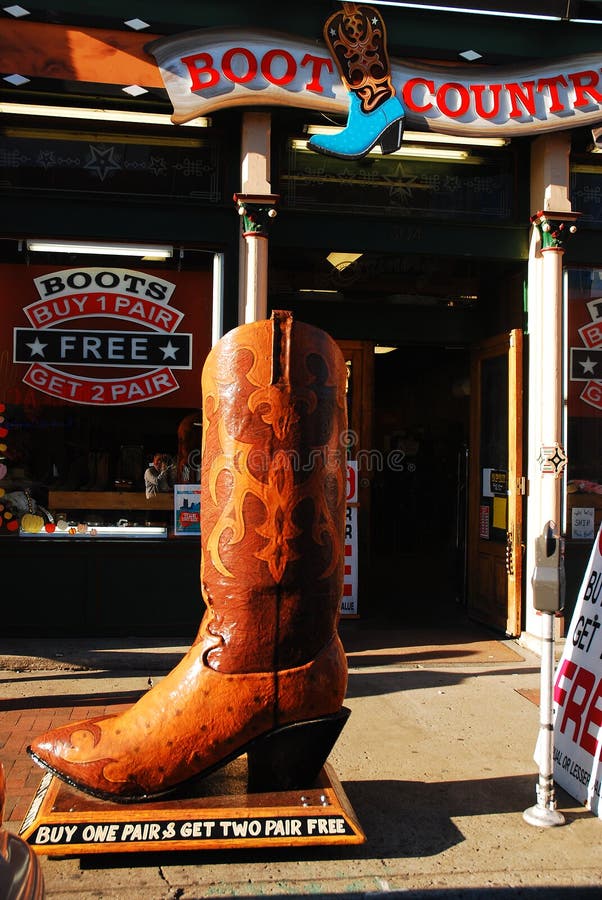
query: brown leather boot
28 312 349 801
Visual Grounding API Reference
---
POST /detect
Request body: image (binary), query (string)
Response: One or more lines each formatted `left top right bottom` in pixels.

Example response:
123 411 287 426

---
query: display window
0 253 212 538
566 267 602 541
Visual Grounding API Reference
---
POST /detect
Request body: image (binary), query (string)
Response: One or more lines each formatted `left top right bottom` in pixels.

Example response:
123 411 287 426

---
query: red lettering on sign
436 82 470 118
580 677 602 756
222 47 257 84
568 69 602 108
506 80 536 118
555 660 602 757
181 51 220 92
537 74 568 113
579 320 602 348
554 658 578 707
581 380 602 410
261 49 295 87
23 364 179 406
401 78 434 113
560 665 595 742
24 293 181 332
300 53 333 94
471 83 503 119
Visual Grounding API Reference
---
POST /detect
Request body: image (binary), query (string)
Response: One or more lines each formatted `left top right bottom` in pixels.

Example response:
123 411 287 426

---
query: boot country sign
148 14 602 153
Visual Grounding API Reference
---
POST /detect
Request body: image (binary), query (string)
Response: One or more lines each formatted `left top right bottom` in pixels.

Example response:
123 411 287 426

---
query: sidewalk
1 619 601 899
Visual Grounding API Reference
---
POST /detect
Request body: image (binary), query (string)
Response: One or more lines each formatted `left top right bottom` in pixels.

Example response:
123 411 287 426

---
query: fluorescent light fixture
26 240 173 259
327 252 363 270
374 345 397 354
298 288 339 294
404 130 507 147
292 138 468 160
382 146 468 160
0 102 210 128
305 125 508 148
366 2 561 21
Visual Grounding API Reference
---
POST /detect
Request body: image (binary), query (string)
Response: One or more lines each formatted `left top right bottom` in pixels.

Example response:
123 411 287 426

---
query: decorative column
234 193 278 323
530 210 579 530
236 111 279 324
524 209 578 828
522 132 574 653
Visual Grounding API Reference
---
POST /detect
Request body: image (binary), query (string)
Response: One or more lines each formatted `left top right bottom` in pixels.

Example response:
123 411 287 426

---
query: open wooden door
467 330 524 635
336 340 373 615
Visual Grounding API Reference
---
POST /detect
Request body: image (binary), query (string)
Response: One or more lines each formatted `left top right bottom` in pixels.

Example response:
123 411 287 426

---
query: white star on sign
159 340 178 360
580 356 597 374
26 337 47 357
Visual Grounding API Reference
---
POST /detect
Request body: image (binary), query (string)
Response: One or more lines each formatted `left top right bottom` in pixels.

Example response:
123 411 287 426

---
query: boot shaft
324 2 394 113
200 311 348 674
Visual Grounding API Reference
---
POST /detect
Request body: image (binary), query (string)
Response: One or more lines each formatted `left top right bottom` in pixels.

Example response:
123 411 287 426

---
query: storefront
1 1 602 647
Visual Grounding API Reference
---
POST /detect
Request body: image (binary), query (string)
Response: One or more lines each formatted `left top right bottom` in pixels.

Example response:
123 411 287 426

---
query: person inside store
144 452 175 499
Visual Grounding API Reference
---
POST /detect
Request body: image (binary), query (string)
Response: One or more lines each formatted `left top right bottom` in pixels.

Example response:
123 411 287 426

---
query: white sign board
572 507 595 540
553 525 602 817
341 461 358 616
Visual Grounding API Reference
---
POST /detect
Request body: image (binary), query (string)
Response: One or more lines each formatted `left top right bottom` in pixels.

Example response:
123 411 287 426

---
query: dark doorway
370 345 470 624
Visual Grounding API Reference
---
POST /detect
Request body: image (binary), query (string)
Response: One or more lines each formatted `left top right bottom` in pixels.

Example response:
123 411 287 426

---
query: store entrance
371 345 470 624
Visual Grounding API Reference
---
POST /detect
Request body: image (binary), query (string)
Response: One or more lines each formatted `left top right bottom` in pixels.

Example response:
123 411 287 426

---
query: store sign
342 461 358 616
553 523 602 818
12 267 192 406
570 295 602 412
148 29 602 138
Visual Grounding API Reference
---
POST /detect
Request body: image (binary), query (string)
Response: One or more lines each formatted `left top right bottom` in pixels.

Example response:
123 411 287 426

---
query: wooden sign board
19 762 365 856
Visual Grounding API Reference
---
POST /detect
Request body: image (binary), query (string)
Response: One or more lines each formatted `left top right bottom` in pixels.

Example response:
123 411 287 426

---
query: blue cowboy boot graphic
309 2 405 160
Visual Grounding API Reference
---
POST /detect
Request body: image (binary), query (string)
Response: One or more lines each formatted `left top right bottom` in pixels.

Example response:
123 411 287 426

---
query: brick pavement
1 690 141 824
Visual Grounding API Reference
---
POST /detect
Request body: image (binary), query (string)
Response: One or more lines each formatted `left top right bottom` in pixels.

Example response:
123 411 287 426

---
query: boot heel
247 707 350 793
379 119 404 154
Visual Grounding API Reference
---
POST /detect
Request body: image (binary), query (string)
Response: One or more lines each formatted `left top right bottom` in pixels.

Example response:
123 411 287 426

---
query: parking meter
531 520 565 612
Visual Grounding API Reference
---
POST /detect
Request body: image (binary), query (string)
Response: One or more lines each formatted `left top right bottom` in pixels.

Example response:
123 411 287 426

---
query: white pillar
236 111 278 325
539 244 565 533
523 132 577 653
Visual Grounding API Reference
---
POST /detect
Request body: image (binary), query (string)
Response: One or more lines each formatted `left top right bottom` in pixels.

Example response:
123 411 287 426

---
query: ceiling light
124 18 150 30
404 130 507 147
459 50 482 62
122 85 149 97
0 102 210 128
293 139 469 160
327 252 363 270
26 240 173 259
387 146 468 159
305 125 507 148
3 74 29 86
3 5 30 16
367 2 561 21
374 345 397 354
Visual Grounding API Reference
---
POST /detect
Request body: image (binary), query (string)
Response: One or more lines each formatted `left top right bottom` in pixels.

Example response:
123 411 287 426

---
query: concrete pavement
1 618 601 899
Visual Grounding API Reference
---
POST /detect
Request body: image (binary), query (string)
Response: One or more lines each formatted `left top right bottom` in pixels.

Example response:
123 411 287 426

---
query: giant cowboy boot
309 2 405 159
28 311 349 802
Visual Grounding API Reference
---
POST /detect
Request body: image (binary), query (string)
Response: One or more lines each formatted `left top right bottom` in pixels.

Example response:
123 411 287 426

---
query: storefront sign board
553 523 602 817
3 265 211 408
148 29 602 139
20 765 365 855
342 461 358 616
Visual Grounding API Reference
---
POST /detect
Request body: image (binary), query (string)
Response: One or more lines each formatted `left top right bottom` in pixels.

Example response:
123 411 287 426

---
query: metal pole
523 608 565 827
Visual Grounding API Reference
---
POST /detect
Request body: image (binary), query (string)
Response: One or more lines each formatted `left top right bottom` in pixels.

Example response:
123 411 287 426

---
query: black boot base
247 707 351 793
